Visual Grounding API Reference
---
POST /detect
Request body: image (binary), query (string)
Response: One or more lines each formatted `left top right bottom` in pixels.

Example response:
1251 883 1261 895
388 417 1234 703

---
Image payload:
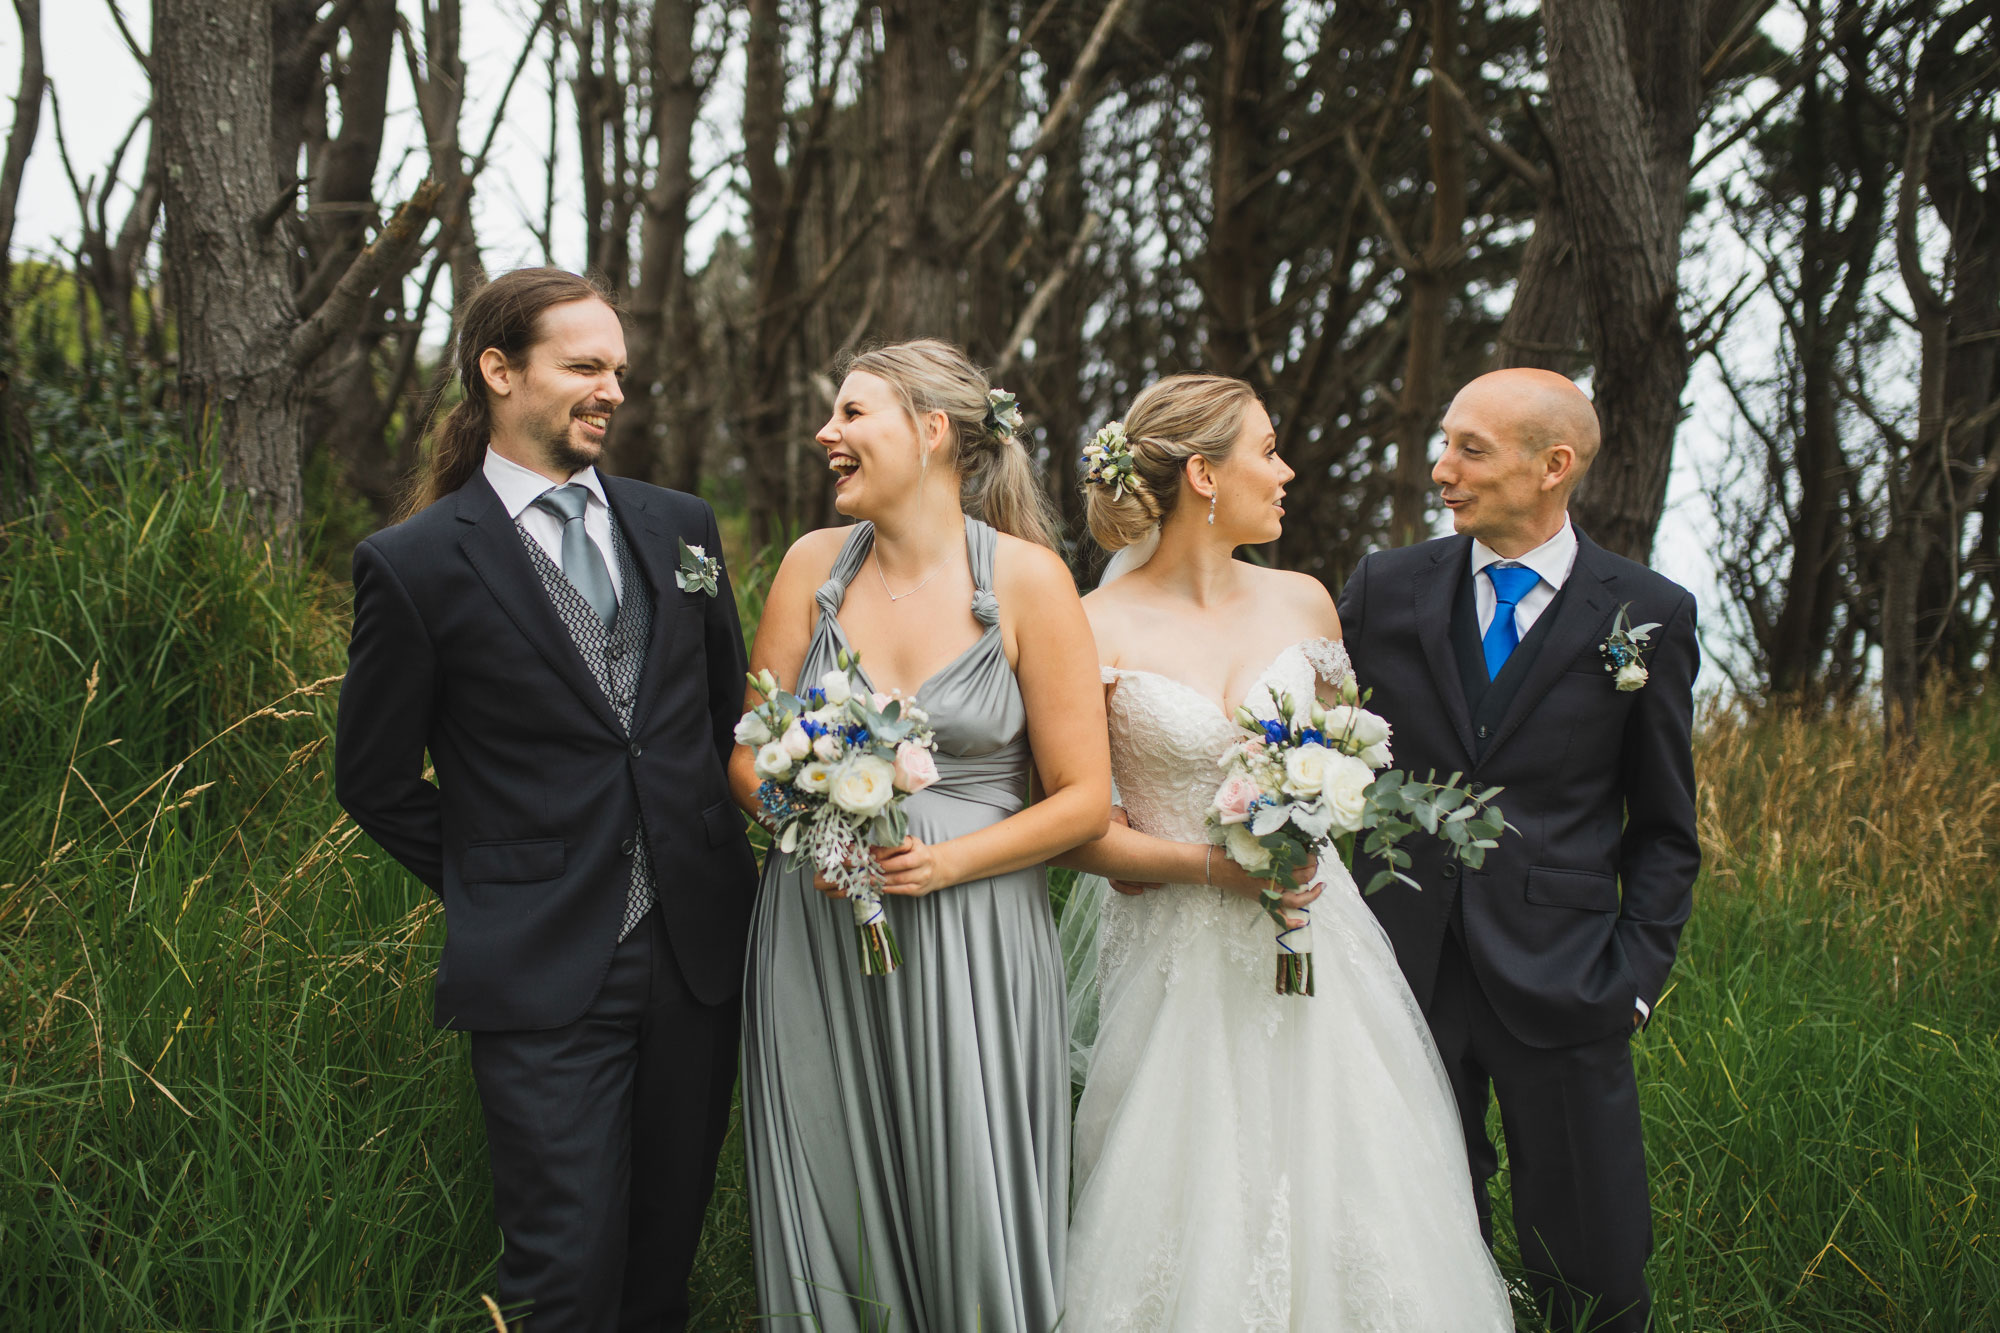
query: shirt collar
1470 515 1577 590
482 446 608 520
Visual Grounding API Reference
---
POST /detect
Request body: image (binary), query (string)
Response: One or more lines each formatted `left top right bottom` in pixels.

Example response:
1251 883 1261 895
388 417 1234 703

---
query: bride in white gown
1059 375 1512 1331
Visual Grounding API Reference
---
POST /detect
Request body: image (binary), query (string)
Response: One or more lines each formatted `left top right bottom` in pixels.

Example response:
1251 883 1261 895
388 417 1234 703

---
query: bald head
1447 369 1601 480
1433 369 1599 556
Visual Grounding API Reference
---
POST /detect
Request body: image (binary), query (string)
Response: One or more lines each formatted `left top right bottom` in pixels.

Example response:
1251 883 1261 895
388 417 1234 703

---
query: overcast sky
5 1 1736 661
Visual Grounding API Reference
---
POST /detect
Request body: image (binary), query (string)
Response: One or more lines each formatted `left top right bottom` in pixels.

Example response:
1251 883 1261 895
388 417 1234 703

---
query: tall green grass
2 430 1994 1329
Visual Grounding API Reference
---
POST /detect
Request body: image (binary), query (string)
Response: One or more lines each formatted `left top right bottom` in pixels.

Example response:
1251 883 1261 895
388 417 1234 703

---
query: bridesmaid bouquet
1206 680 1511 996
737 651 940 977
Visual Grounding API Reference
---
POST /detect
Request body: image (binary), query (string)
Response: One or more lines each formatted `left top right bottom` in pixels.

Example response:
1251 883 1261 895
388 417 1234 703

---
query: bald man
1337 369 1699 1333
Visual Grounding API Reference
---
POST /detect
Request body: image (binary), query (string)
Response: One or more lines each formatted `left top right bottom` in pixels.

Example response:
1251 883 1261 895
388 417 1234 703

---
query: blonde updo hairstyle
842 339 1062 551
1085 373 1262 552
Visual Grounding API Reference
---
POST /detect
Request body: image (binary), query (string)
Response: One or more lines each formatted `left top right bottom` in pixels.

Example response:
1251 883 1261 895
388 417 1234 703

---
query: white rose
780 721 812 759
1358 741 1393 770
1323 705 1390 749
753 741 794 781
1322 752 1374 833
734 713 772 747
812 732 842 762
1222 824 1273 874
1282 743 1333 798
1615 663 1648 692
819 669 852 704
686 543 706 559
828 754 897 819
796 760 835 794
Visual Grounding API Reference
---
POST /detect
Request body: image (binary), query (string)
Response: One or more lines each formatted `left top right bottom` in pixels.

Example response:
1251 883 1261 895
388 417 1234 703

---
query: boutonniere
1600 604 1661 692
676 539 721 598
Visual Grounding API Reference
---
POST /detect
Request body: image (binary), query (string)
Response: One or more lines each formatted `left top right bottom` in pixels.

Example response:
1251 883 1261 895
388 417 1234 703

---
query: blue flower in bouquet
1259 719 1290 747
800 717 829 740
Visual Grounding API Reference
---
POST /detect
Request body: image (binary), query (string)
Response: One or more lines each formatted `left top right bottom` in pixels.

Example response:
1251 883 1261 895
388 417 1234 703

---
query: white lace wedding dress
1064 638 1513 1331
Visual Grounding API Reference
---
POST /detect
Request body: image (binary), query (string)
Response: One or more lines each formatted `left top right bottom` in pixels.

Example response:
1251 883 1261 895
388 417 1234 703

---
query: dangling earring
1207 490 1217 525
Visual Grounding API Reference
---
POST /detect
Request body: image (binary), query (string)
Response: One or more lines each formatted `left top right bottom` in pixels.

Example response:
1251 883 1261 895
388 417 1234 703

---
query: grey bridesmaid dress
742 516 1070 1333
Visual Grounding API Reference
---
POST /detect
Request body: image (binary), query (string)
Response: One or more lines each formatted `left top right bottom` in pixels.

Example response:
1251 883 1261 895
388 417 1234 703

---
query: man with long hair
335 268 756 1331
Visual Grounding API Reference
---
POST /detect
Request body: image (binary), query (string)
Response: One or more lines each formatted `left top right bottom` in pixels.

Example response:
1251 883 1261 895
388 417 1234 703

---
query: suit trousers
469 906 740 1333
1431 928 1653 1333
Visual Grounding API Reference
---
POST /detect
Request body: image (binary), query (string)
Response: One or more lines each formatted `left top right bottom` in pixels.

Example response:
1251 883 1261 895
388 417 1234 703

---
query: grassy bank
1 445 1994 1329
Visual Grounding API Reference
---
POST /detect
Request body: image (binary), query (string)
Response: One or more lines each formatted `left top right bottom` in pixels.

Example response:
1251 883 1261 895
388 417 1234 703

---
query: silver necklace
875 550 955 602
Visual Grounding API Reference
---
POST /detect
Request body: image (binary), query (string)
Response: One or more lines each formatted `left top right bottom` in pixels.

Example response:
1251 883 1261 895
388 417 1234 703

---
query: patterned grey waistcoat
516 512 658 939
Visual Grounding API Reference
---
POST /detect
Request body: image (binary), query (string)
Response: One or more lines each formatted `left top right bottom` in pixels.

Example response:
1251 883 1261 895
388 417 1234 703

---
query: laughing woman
729 340 1110 1333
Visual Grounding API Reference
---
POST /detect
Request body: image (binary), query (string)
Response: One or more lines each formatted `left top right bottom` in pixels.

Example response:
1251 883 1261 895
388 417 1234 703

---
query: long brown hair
396 268 614 521
841 339 1062 551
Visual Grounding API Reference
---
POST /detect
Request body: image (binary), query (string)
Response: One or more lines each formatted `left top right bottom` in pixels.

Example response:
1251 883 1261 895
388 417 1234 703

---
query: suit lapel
602 477 684 730
1481 530 1621 761
1413 537 1479 765
454 473 626 738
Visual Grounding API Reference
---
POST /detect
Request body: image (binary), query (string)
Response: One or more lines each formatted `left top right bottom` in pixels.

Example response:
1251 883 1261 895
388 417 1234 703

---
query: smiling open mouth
828 453 859 478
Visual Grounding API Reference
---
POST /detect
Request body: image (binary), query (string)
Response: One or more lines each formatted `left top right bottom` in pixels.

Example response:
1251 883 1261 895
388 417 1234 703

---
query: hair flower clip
1081 420 1137 500
984 387 1023 440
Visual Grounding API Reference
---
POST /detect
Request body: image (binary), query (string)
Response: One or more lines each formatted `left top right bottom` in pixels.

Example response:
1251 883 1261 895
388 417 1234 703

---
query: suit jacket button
1442 862 1459 879
620 838 636 856
1476 724 1490 739
629 743 643 757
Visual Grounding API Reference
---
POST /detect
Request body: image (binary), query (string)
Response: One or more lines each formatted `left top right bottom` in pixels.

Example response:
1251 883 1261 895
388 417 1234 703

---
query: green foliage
2 417 1995 1329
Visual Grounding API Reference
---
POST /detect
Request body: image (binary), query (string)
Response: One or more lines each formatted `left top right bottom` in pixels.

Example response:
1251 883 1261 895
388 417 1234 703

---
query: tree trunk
1 0 43 520
606 0 706 490
1203 0 1282 381
877 0 963 339
1387 0 1468 546
155 0 308 540
743 0 794 552
1530 0 1700 561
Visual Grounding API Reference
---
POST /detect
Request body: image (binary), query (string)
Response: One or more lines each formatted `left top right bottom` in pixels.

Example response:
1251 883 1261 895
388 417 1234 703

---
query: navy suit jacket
1337 528 1700 1049
334 471 757 1030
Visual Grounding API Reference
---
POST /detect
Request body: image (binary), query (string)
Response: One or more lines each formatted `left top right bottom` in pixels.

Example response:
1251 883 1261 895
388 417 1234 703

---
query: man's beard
540 409 600 475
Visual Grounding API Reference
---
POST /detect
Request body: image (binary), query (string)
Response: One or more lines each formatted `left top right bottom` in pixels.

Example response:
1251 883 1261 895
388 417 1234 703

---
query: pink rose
1241 739 1266 759
1214 773 1260 825
872 691 895 712
892 741 940 793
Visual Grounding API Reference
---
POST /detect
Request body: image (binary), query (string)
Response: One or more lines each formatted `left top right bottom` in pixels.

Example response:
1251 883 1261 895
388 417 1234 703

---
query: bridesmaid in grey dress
728 340 1110 1333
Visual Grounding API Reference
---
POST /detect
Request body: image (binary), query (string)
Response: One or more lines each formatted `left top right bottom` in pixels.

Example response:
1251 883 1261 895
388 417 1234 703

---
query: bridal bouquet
1207 680 1510 995
737 651 940 977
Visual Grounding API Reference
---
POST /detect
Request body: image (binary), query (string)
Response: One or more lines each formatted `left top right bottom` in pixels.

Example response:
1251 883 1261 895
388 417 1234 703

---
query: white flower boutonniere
1600 604 1661 692
676 538 721 598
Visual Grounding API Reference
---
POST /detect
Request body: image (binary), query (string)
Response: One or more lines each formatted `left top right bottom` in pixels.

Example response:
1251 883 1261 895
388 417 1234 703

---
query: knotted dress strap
813 521 876 619
964 517 1000 628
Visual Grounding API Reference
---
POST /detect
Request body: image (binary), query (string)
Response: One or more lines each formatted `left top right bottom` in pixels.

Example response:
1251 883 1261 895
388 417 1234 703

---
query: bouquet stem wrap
850 892 903 976
1273 906 1314 996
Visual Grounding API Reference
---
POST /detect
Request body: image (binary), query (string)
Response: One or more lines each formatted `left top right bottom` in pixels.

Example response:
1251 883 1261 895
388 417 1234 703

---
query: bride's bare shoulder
1242 562 1343 640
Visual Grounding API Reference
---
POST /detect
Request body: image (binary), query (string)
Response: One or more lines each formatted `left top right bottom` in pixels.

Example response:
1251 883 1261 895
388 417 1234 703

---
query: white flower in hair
1082 420 1137 500
985 387 1024 439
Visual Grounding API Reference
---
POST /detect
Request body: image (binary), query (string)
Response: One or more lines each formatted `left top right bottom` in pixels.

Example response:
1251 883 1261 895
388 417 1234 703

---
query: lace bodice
1102 637 1353 844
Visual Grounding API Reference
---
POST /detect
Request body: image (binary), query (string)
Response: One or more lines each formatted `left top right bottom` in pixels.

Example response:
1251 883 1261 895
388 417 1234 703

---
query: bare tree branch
288 176 444 370
953 0 1138 252
994 211 1101 376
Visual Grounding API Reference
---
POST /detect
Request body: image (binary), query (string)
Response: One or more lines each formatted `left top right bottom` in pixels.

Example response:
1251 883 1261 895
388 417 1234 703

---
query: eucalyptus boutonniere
1600 604 1661 692
676 539 721 598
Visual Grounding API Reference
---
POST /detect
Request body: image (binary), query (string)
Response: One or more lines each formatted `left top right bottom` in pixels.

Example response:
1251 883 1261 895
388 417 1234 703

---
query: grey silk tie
532 484 617 627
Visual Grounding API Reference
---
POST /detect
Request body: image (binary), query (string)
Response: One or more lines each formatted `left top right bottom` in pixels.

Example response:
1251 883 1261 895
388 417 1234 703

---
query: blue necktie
1481 564 1541 679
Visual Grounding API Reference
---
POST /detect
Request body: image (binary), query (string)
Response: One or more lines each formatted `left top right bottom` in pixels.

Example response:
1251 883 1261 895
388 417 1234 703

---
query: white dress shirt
1470 515 1577 639
1468 516 1646 1024
482 447 623 604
